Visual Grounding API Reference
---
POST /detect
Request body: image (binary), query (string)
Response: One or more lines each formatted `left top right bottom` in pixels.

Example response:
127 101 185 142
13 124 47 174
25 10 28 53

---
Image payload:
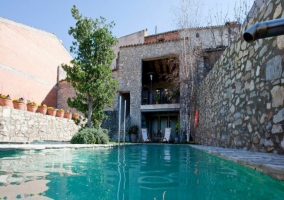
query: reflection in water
0 145 284 199
117 145 127 200
0 179 51 199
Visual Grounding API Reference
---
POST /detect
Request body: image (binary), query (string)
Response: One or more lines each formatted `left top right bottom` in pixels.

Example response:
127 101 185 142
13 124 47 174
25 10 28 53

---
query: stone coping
190 145 284 181
0 143 118 151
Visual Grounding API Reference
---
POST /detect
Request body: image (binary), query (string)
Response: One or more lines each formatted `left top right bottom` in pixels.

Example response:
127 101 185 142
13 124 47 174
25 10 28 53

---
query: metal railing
141 96 180 105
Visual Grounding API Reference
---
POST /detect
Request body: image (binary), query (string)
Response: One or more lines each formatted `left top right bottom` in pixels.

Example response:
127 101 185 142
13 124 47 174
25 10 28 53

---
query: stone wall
180 24 240 50
112 30 147 70
0 106 80 142
101 110 118 140
196 0 284 154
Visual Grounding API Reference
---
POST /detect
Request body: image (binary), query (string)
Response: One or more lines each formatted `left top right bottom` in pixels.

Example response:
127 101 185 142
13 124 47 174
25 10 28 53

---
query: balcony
140 103 180 112
141 55 180 113
141 88 180 112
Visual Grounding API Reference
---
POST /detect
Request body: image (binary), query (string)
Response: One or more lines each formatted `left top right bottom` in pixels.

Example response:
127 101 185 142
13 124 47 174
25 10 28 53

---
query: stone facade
196 0 284 154
112 40 183 129
0 106 80 142
180 23 240 50
112 30 147 70
107 24 239 141
101 110 118 140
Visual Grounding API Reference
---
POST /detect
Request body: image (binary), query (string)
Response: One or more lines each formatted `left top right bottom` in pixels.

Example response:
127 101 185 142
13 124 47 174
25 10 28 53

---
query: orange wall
0 68 57 107
0 18 72 107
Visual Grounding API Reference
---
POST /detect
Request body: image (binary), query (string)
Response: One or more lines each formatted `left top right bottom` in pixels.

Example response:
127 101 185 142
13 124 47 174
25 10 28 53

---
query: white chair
161 128 171 143
141 128 151 142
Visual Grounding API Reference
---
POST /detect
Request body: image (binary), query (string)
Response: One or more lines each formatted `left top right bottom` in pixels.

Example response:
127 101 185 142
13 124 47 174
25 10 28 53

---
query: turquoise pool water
0 145 284 199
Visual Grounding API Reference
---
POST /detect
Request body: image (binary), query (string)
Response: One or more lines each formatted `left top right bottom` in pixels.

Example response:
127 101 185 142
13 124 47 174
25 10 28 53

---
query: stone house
104 23 240 142
0 17 72 107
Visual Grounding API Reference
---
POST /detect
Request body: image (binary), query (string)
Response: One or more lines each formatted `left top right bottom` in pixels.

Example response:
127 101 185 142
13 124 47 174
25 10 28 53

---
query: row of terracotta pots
45 109 73 119
0 98 78 119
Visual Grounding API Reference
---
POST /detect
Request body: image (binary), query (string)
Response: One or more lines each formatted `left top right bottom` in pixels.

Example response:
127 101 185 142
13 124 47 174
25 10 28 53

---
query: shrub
70 127 109 144
94 128 109 144
128 124 139 135
70 129 95 144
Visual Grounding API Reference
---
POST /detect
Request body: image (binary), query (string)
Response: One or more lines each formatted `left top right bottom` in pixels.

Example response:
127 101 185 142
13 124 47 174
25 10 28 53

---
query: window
203 56 210 70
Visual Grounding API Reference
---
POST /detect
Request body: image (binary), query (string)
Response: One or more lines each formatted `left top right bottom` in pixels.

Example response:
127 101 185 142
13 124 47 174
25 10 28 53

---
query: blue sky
0 0 254 53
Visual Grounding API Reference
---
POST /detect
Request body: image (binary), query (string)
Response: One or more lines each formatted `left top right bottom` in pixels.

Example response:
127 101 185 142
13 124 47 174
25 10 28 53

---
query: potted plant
27 100 38 112
175 122 179 143
167 88 180 103
37 104 47 114
64 110 72 119
47 106 56 116
0 94 13 108
13 97 25 110
56 108 64 118
154 92 160 104
128 124 139 142
72 112 80 120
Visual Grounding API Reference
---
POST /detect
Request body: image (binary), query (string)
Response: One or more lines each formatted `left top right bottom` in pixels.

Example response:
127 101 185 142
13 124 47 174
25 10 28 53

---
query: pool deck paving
0 143 283 181
189 145 284 181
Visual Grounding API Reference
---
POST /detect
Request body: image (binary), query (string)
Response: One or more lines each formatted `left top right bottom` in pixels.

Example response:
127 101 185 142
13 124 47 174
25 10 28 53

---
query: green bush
70 127 109 144
128 124 139 135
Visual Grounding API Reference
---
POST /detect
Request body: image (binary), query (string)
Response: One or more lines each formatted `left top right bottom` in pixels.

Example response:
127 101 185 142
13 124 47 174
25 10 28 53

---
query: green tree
62 5 118 128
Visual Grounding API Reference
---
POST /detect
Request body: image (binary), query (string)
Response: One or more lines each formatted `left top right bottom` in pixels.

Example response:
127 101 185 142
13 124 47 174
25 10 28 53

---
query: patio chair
160 128 171 143
141 128 151 142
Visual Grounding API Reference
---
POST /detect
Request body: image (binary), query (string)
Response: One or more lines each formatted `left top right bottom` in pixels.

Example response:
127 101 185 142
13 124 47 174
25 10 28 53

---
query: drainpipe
243 18 284 43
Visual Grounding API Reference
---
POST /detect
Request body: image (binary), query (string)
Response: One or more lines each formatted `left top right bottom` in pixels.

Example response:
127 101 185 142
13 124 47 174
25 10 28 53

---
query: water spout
243 18 284 43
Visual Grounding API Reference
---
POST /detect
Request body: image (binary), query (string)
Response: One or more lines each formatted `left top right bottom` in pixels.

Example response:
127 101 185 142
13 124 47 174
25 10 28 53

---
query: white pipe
123 100 126 144
118 96 122 145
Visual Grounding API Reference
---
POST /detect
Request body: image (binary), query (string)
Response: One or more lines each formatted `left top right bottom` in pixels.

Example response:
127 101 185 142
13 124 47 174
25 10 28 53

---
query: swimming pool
0 145 283 199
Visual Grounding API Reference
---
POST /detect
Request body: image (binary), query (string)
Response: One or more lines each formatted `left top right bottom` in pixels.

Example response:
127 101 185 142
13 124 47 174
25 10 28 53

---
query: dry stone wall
196 0 284 154
0 106 80 142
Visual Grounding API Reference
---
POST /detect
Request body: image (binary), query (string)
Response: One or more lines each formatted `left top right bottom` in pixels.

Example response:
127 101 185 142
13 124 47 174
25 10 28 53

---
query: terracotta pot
27 104 38 112
47 109 56 116
64 112 72 119
37 106 47 114
56 111 64 118
130 134 137 142
13 102 25 110
171 98 177 103
1 98 13 108
72 114 79 120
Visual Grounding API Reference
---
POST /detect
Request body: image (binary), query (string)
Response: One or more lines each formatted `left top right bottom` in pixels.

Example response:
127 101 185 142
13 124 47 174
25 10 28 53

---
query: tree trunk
87 96 93 127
